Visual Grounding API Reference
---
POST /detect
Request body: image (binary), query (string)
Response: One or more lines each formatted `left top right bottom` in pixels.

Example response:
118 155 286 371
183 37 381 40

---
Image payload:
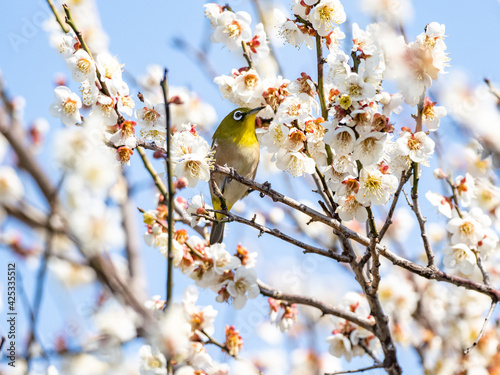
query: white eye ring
233 111 244 121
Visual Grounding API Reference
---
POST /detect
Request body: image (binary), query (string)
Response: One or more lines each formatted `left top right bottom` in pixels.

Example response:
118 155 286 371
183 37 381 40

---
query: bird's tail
210 220 225 244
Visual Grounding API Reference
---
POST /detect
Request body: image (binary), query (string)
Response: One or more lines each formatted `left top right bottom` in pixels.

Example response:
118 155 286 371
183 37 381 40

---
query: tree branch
258 281 375 332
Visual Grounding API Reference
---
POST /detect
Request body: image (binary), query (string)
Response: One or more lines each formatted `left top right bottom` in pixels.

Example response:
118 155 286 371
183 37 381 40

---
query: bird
209 106 264 244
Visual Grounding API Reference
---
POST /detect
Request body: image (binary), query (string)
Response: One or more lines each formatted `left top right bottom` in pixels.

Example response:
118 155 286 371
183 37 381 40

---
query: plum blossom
275 150 316 177
214 69 265 108
395 131 435 165
204 3 224 26
422 98 447 131
326 333 353 361
335 195 368 222
206 243 241 275
210 11 252 51
308 0 346 37
352 131 388 166
227 267 259 309
49 86 82 126
186 194 209 227
337 72 376 102
446 208 491 247
442 243 476 275
66 49 96 83
324 125 356 155
426 191 453 218
454 173 475 207
136 98 167 146
154 304 191 359
355 165 398 205
247 23 270 61
182 285 218 338
170 129 213 188
0 166 24 204
327 293 377 362
268 298 298 332
274 9 315 50
139 345 167 375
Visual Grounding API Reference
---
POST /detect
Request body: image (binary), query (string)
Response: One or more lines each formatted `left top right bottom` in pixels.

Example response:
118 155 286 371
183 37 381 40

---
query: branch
464 300 497 354
326 364 384 375
46 0 69 33
241 41 255 70
378 246 500 301
205 209 352 263
378 169 410 241
410 162 435 268
202 329 238 359
315 34 328 119
121 173 146 301
0 114 57 207
61 4 123 122
212 165 500 300
136 146 207 238
258 281 375 332
160 69 175 309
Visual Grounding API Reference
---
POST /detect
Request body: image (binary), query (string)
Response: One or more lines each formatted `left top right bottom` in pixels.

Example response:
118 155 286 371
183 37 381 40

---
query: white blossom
275 150 316 177
49 86 82 126
139 345 167 375
355 165 398 205
227 267 259 309
0 166 24 204
206 243 241 275
308 0 346 37
442 243 476 275
210 11 252 51
395 131 435 165
66 49 96 83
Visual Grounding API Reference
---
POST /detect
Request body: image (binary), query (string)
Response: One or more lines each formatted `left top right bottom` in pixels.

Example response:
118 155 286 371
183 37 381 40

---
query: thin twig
315 34 328 120
474 250 491 286
241 41 255 70
464 300 497 354
484 78 500 102
202 209 352 263
211 165 500 300
325 364 384 375
62 4 123 123
410 163 435 268
202 329 238 359
258 281 375 331
445 177 464 219
359 341 382 365
46 0 69 33
378 169 410 240
160 69 175 310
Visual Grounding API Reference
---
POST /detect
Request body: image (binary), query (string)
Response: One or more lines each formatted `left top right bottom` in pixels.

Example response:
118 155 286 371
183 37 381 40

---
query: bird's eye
233 110 244 121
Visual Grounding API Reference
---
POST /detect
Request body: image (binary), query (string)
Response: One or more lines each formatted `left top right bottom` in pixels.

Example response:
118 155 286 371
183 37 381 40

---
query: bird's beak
248 106 265 116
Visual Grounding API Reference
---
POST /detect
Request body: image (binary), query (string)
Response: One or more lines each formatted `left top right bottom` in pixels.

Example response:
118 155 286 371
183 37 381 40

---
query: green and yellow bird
210 106 264 244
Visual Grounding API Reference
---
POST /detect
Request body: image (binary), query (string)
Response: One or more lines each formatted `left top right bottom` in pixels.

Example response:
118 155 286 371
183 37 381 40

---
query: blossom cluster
143 202 260 310
425 143 500 276
7 0 496 374
138 286 242 375
326 293 377 362
208 2 448 226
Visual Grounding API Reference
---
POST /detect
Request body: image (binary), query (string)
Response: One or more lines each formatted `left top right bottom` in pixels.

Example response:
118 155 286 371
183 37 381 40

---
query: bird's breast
213 138 260 178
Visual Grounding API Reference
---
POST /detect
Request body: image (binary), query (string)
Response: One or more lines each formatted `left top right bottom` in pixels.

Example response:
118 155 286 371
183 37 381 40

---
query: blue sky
1 0 500 373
